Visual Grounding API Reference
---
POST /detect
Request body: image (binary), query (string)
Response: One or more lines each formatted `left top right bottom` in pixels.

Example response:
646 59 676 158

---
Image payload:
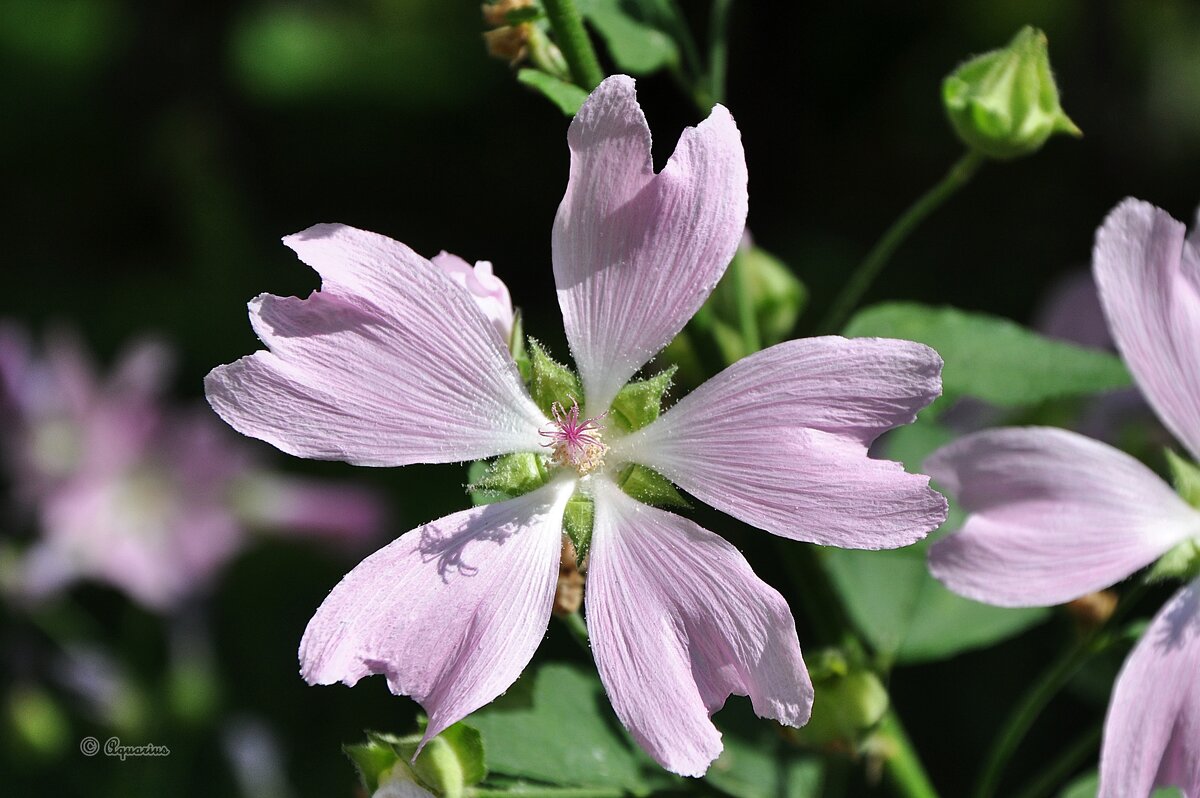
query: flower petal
299 479 573 742
614 337 946 548
206 225 546 466
1094 198 1200 461
927 427 1199 607
585 479 812 777
553 75 748 415
1099 579 1200 798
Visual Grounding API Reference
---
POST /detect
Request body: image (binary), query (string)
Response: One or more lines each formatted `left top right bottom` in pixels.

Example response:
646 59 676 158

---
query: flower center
539 398 607 476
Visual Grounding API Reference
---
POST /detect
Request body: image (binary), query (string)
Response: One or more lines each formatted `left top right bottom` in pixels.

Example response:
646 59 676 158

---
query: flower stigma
540 397 607 476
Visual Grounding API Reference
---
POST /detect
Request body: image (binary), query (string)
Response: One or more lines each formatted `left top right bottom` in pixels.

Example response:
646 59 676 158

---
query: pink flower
0 326 385 612
927 199 1200 797
205 75 946 776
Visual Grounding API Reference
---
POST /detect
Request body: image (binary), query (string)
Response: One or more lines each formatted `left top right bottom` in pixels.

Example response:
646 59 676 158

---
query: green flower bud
943 26 1081 160
795 650 889 748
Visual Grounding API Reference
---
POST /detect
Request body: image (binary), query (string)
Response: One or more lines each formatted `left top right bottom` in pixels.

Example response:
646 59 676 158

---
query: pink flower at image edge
926 199 1200 797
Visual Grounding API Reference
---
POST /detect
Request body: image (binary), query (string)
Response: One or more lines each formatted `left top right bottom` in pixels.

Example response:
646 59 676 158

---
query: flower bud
432 252 516 347
796 650 889 749
943 26 1081 160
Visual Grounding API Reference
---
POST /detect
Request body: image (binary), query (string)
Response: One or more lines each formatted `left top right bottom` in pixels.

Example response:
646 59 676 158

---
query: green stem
731 249 761 355
879 710 940 798
471 788 624 798
971 584 1148 798
817 150 985 335
661 0 704 86
561 610 591 650
541 0 604 90
1009 726 1100 798
707 0 734 105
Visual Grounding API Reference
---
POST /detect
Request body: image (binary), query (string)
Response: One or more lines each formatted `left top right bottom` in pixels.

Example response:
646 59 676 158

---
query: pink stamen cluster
539 398 608 475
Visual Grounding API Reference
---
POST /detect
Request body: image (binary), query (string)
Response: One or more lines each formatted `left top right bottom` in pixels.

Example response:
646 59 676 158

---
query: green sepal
609 365 676 433
1167 448 1200 508
528 338 582 416
617 463 689 510
1147 539 1200 584
344 732 407 794
943 26 1081 160
467 452 549 506
562 493 594 567
793 650 889 748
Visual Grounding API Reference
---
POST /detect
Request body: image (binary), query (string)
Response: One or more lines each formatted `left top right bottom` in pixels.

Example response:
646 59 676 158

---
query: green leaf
469 663 658 791
504 5 543 23
609 366 676 433
528 339 583 416
516 68 588 115
706 700 824 798
468 452 548 505
562 493 595 566
617 464 689 509
843 303 1132 407
578 0 678 75
823 545 1049 665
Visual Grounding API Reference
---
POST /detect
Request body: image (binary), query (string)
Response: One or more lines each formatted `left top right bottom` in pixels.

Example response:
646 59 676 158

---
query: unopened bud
482 1 539 67
943 26 1081 159
796 650 889 749
1066 590 1118 630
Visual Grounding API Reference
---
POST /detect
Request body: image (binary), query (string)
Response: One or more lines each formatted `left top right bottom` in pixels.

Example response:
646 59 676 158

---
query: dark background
3 0 1198 795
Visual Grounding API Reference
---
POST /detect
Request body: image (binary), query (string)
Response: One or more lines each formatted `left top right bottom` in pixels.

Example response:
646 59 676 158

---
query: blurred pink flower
206 75 946 776
0 326 385 612
927 199 1200 797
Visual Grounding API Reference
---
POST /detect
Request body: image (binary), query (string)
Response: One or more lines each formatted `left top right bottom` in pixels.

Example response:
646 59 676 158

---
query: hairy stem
817 151 984 335
542 0 604 91
707 0 734 105
879 709 941 798
972 584 1148 798
1009 725 1101 798
732 248 761 354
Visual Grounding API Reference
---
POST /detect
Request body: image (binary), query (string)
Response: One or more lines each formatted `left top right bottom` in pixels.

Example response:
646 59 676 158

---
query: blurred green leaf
844 303 1131 406
517 69 589 115
824 545 1049 665
469 663 657 791
706 701 824 798
579 0 678 75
